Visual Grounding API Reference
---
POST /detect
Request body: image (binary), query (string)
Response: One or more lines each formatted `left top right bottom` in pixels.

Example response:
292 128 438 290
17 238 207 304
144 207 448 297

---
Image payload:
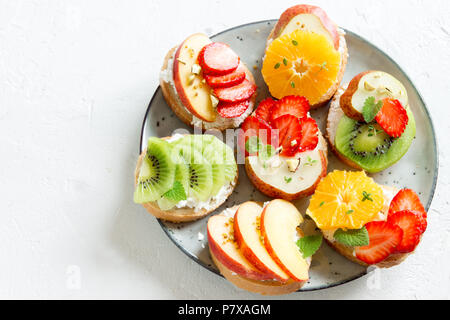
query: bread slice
265 28 348 109
209 206 307 295
324 185 415 268
134 138 238 223
326 85 365 170
160 47 257 131
244 131 328 201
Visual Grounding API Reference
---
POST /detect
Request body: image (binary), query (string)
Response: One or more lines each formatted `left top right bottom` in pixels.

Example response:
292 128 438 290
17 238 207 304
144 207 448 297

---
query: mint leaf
333 227 369 247
258 144 276 161
163 181 187 202
245 136 261 154
362 96 383 123
297 235 323 258
284 176 292 183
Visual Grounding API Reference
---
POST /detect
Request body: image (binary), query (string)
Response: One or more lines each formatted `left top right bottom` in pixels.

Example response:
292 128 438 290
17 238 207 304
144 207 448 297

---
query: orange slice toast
262 29 341 105
306 171 384 230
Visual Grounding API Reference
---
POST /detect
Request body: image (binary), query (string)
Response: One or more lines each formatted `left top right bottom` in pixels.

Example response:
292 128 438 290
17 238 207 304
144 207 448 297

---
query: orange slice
262 29 341 104
307 171 384 230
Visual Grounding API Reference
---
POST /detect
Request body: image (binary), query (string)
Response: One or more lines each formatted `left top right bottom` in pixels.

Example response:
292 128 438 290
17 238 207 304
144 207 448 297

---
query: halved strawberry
270 96 310 123
198 42 239 76
213 79 256 103
254 98 276 123
204 64 246 88
388 189 427 233
375 98 409 138
387 210 422 253
239 116 275 156
355 221 403 265
217 100 250 119
271 114 302 157
298 117 319 152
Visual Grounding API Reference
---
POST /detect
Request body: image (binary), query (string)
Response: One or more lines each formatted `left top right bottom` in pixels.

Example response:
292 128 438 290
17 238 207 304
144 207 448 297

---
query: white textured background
1 0 449 299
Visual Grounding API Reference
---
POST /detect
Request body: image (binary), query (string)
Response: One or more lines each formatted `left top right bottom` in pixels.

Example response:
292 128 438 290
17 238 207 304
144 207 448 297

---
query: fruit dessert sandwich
262 4 348 108
208 199 323 295
160 33 257 131
307 170 428 267
240 96 327 201
134 134 238 223
327 70 416 173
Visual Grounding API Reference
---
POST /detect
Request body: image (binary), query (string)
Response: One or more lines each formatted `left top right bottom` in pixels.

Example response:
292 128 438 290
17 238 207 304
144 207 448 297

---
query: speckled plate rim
139 20 439 292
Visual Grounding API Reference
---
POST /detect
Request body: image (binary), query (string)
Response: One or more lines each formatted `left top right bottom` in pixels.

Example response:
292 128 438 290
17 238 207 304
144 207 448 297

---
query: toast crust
135 140 238 223
324 185 415 268
244 132 328 201
265 29 348 109
160 46 257 131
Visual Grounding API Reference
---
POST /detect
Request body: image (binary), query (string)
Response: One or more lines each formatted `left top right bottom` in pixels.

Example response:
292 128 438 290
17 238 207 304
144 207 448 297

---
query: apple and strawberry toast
307 170 428 268
240 96 327 201
208 200 318 295
262 4 348 108
134 134 238 223
160 33 257 131
327 70 416 173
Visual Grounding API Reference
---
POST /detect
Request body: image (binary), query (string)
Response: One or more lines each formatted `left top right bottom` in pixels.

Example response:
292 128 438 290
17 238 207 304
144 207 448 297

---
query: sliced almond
187 74 196 86
286 158 300 173
364 81 375 91
210 94 219 109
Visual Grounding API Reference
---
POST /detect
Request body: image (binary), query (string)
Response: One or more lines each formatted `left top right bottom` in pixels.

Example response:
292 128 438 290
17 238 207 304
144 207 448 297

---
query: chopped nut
177 58 187 65
291 140 298 147
286 158 300 173
210 94 219 108
191 63 202 75
187 74 196 85
364 81 375 91
377 86 393 96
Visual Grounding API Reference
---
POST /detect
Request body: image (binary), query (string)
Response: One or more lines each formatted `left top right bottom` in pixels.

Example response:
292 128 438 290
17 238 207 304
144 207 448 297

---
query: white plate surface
140 20 438 291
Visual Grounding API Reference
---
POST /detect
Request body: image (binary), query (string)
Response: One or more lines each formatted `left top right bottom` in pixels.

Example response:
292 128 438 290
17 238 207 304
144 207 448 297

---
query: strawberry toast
241 96 327 201
160 33 257 131
262 5 348 108
307 170 428 268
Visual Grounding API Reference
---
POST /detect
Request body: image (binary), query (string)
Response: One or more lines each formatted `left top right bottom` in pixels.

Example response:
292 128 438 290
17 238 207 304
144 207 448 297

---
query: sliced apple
245 137 327 201
233 202 290 282
261 200 309 282
271 4 340 50
207 214 271 281
173 33 216 122
340 70 408 122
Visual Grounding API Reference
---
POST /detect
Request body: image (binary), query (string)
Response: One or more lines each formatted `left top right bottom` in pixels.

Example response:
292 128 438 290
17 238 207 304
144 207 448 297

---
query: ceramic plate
139 20 438 291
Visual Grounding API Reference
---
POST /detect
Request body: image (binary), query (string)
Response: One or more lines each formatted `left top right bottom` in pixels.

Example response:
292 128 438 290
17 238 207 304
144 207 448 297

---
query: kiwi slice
173 142 213 201
134 138 175 204
209 136 237 182
335 108 416 173
157 154 190 210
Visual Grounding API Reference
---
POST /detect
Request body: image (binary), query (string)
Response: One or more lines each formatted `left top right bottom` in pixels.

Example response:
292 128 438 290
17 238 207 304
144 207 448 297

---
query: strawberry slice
270 96 310 123
298 117 319 152
254 98 276 123
271 114 302 157
239 116 275 156
355 221 403 265
217 100 250 119
213 79 256 103
375 98 409 138
387 210 422 253
388 189 427 233
204 65 246 89
199 42 239 76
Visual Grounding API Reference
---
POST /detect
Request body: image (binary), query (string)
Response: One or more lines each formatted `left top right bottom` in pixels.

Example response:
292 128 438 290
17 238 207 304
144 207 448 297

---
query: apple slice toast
208 200 316 295
160 33 257 131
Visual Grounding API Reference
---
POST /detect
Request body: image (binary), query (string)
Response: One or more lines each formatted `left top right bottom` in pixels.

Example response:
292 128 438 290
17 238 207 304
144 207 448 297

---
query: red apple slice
271 4 340 50
173 33 216 122
261 200 309 282
207 214 271 281
234 202 290 282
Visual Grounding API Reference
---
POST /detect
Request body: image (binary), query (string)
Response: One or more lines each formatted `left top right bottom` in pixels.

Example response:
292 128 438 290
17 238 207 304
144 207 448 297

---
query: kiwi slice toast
134 138 176 204
335 107 416 173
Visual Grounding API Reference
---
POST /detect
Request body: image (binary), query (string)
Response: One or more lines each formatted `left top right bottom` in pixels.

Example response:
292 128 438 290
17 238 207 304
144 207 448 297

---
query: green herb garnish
362 191 373 202
362 96 383 123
